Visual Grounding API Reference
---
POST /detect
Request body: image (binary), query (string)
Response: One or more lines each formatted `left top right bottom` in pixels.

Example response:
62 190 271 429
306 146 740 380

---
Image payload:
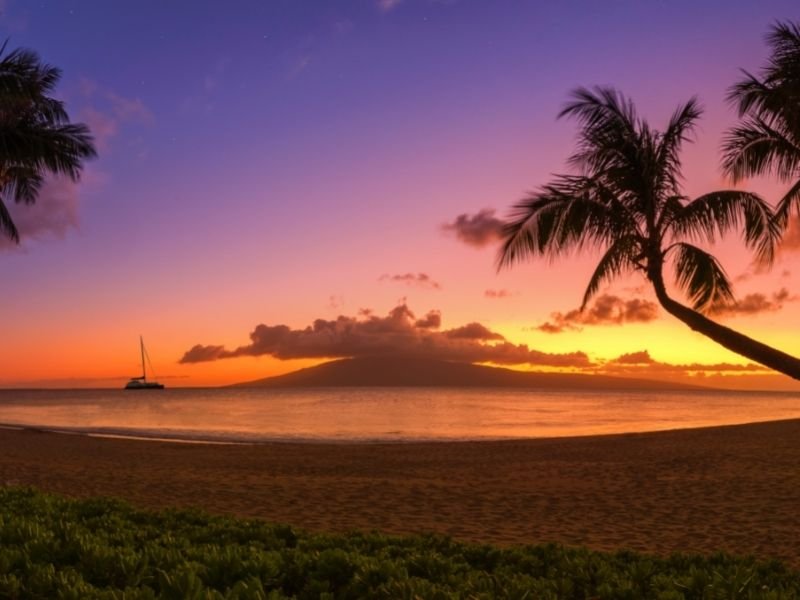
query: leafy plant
0 487 796 599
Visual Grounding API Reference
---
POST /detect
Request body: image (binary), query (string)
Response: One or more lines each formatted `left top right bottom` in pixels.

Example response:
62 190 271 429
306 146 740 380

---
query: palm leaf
497 177 635 269
776 177 800 226
722 116 800 182
0 197 19 243
581 235 642 309
669 243 734 310
669 190 780 264
656 99 702 195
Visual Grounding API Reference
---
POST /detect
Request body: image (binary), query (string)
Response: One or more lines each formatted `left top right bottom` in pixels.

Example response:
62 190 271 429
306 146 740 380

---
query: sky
1 0 799 390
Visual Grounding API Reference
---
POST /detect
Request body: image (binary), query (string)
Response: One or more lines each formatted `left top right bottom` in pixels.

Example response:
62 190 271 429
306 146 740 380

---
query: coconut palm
0 42 96 243
723 20 800 226
499 87 800 380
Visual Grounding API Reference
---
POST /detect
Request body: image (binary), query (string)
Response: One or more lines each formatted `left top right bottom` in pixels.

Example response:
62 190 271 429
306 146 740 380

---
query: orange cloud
537 294 659 333
709 288 797 318
180 303 591 368
603 350 769 373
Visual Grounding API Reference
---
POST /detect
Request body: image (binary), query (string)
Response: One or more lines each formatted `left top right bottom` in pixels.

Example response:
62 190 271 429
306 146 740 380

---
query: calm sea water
1 387 799 443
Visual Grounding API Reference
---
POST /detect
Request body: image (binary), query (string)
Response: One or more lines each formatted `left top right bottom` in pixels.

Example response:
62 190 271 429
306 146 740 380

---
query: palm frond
497 176 637 270
0 197 19 243
0 123 97 179
656 99 702 194
775 177 800 226
559 87 640 173
581 235 642 309
669 190 780 265
4 165 43 204
669 242 734 311
722 116 800 182
727 21 800 122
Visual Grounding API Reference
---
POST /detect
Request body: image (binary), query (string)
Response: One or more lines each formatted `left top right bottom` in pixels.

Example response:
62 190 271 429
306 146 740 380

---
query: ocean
1 387 799 443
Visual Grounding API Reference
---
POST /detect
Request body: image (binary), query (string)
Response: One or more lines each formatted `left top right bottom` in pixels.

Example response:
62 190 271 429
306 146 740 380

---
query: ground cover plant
0 487 797 599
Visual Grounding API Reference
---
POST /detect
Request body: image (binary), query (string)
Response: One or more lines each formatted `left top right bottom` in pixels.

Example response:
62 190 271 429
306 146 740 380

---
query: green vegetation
0 488 797 599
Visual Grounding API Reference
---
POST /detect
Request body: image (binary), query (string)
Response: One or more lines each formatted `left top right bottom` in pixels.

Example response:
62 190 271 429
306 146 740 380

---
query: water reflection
0 387 798 443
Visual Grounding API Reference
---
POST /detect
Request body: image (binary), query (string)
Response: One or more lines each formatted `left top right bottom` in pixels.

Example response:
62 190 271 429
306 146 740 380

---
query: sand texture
1 420 799 565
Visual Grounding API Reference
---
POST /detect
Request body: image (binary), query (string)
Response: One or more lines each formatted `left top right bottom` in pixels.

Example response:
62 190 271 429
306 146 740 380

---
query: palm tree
499 87 800 380
0 42 96 243
723 20 800 227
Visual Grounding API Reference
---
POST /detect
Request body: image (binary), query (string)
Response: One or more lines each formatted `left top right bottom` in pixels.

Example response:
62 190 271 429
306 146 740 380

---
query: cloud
485 288 513 299
709 288 797 318
441 209 505 248
179 302 592 368
105 91 153 124
537 294 659 333
603 350 769 374
444 322 504 340
379 272 441 290
0 175 104 251
328 295 344 310
377 0 403 11
79 79 153 128
608 351 655 365
414 310 441 329
81 107 118 151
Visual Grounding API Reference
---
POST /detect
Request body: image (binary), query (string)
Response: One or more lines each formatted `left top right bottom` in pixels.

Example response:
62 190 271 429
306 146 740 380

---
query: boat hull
124 381 164 390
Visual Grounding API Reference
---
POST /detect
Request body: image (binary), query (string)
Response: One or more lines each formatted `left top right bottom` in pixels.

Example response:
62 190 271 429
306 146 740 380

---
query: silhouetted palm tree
499 87 800 380
0 42 96 243
723 21 800 226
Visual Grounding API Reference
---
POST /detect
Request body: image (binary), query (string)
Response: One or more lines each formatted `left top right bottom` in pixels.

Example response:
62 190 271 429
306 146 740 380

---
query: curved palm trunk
650 273 800 381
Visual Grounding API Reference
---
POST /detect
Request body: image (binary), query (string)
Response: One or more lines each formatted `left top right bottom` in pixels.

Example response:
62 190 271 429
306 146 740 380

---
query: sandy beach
1 419 799 565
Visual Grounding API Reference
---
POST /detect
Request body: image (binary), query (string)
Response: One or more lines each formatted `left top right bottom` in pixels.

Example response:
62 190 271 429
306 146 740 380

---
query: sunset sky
1 0 799 390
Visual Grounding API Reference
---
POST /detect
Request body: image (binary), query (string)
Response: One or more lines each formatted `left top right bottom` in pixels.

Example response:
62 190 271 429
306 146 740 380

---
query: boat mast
140 335 147 382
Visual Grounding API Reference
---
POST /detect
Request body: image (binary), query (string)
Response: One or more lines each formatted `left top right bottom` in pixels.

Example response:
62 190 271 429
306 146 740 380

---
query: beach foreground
1 419 799 565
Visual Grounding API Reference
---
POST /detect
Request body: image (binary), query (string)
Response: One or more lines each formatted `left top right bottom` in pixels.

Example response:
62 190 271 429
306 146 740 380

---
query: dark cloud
709 288 797 318
537 294 659 334
414 310 441 329
179 303 591 368
608 350 655 365
379 273 441 290
603 350 769 374
441 209 505 248
485 288 513 299
444 322 504 340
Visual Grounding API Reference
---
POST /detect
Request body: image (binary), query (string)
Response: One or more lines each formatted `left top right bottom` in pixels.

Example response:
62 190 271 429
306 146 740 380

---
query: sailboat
124 336 165 390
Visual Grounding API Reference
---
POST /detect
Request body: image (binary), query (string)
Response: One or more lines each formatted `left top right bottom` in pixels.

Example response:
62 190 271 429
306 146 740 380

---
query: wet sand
1 419 799 564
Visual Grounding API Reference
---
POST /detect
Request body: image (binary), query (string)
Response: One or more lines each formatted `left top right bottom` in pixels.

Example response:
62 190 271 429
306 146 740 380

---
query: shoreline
2 419 799 565
3 414 800 445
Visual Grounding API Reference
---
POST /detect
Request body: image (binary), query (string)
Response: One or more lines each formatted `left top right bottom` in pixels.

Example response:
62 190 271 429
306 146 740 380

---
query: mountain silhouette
231 356 705 390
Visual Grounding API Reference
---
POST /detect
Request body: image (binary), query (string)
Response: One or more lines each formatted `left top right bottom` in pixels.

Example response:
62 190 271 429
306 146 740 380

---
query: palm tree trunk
650 273 800 380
